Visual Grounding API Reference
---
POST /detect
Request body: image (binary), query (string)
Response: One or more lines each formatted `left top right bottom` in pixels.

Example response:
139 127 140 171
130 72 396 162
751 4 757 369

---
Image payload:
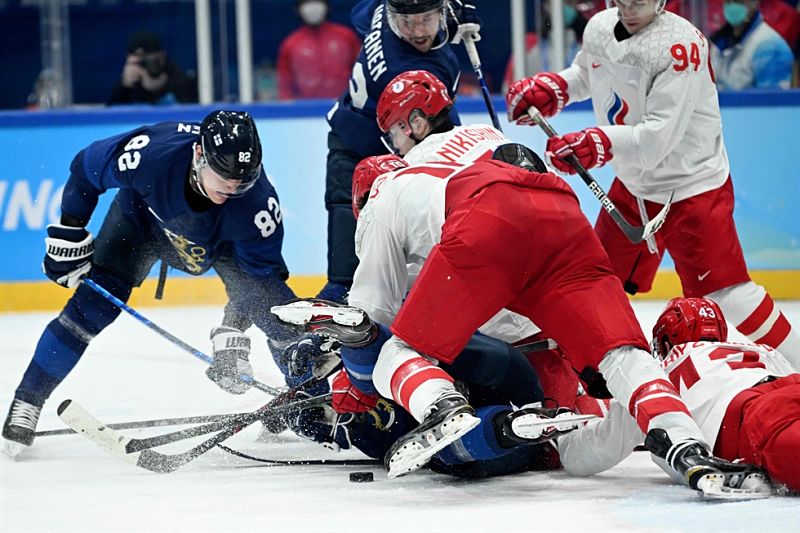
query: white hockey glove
42 223 94 288
206 326 253 395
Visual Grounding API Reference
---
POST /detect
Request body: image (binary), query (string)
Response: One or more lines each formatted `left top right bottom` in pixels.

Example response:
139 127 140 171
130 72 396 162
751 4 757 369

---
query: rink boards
0 93 798 311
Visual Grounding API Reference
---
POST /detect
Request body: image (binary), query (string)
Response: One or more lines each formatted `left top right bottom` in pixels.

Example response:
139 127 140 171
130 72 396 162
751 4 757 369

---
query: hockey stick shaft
514 338 558 353
34 412 240 437
525 108 672 244
59 393 333 473
82 278 281 395
463 36 502 132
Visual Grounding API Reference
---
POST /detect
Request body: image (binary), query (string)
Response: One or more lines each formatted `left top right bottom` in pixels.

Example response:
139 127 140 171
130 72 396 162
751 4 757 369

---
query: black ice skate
2 398 42 457
501 404 597 446
271 298 377 347
384 391 480 479
645 429 772 499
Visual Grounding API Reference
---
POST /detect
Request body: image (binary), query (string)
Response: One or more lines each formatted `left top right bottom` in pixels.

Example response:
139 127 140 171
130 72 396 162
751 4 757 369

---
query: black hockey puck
349 471 374 483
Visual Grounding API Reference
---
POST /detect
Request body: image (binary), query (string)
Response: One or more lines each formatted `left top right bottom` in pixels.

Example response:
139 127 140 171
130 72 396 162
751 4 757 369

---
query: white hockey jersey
348 126 540 344
556 341 798 477
560 9 729 204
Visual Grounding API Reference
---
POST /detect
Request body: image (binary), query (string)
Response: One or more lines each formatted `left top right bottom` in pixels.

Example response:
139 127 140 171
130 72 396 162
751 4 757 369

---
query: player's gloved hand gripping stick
526 107 672 244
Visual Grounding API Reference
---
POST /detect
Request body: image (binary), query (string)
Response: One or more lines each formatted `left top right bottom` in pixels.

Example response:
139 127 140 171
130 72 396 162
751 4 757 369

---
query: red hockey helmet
651 297 728 359
376 70 452 154
352 154 408 219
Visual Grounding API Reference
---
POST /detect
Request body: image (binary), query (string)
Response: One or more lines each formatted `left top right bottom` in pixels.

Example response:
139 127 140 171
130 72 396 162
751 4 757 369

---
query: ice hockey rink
2 301 799 532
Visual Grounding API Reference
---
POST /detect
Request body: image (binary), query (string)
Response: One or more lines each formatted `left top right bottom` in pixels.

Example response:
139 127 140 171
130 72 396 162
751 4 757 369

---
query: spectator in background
108 30 198 105
711 0 794 89
276 0 361 100
502 1 597 92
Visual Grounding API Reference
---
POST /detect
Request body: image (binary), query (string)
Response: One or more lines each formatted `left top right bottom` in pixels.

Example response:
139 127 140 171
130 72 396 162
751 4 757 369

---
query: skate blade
1 438 27 459
387 413 480 479
511 413 597 440
271 301 365 326
696 472 772 500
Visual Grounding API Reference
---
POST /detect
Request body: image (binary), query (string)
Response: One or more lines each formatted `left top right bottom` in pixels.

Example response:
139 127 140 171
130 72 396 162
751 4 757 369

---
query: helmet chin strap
189 143 211 199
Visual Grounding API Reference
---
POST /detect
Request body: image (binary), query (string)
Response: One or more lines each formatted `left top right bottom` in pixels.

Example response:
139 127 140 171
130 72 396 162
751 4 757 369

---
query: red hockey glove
546 127 612 174
331 369 379 414
506 72 568 123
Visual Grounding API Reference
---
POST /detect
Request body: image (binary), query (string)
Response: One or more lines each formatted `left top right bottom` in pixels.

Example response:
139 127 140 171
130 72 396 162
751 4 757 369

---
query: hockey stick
58 392 332 473
459 31 502 131
526 107 672 244
514 338 558 353
82 278 282 396
216 444 382 467
34 412 240 437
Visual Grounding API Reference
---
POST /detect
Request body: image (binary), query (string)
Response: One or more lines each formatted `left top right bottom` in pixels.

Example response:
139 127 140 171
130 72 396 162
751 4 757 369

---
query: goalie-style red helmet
377 70 452 135
352 154 408 219
651 297 728 359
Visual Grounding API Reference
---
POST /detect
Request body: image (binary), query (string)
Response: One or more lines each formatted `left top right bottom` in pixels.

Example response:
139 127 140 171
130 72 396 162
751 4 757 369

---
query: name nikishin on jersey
363 4 388 82
435 126 506 162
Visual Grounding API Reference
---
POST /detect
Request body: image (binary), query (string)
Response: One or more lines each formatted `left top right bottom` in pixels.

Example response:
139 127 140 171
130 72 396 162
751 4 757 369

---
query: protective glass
193 155 257 198
380 121 414 155
387 8 444 41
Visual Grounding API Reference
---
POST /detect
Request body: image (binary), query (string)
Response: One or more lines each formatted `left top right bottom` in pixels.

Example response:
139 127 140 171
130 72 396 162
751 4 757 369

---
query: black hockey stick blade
524 108 671 244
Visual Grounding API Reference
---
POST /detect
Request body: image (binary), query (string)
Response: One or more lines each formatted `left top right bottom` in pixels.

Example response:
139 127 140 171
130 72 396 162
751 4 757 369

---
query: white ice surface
2 301 799 532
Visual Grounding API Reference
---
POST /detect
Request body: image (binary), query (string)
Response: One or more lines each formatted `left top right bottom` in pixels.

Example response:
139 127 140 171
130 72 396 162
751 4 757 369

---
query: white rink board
2 302 799 532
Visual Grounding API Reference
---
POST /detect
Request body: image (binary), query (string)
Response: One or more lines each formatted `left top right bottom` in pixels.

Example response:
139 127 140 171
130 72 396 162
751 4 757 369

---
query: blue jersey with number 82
61 121 288 279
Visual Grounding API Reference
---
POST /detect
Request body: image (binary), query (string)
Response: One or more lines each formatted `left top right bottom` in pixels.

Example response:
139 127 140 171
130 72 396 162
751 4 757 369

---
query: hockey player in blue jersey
1 111 320 455
319 0 479 302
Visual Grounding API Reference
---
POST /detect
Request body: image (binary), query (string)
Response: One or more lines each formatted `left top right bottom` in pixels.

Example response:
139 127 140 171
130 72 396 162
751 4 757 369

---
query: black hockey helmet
198 110 263 197
387 0 444 14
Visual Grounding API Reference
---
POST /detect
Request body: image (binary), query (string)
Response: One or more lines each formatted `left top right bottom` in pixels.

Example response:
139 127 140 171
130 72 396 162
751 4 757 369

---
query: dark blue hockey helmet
198 110 263 197
387 0 444 15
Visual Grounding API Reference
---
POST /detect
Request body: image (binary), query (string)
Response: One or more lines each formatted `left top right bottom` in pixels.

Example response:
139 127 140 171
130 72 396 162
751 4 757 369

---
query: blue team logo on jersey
606 91 629 125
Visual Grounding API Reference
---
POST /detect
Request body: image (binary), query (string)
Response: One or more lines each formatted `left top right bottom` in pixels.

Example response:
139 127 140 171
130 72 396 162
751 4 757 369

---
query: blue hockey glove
269 333 340 389
446 0 482 44
206 326 253 395
42 224 94 288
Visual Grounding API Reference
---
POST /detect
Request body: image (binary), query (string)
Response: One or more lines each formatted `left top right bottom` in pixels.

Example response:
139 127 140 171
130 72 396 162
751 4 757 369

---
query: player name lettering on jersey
363 4 388 82
435 126 506 163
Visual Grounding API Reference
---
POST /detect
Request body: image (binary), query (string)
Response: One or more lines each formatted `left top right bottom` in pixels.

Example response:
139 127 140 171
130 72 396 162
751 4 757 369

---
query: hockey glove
331 369 379 414
506 72 568 123
269 333 340 389
42 224 94 289
206 326 253 395
546 127 613 174
447 0 482 44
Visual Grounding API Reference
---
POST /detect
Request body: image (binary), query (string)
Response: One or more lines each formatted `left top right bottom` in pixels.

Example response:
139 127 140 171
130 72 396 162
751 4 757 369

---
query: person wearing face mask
276 0 362 100
710 0 794 90
317 0 479 305
108 30 198 105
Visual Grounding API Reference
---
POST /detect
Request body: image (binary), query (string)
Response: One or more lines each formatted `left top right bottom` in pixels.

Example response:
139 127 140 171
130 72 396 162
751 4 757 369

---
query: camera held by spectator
108 30 198 105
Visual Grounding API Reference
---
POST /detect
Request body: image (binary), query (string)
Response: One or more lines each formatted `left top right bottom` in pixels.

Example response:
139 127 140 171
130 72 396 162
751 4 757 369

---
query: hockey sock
339 324 392 395
435 405 515 464
599 346 704 445
708 282 800 368
388 355 455 422
15 319 87 406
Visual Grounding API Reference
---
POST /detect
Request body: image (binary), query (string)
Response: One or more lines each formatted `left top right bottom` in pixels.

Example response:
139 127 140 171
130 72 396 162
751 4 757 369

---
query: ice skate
645 429 772 500
503 404 597 445
2 398 42 458
385 391 480 479
271 298 377 347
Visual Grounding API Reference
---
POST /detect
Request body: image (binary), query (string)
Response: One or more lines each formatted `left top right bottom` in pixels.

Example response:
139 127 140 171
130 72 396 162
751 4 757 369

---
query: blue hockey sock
435 405 513 465
340 323 391 395
15 319 87 406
